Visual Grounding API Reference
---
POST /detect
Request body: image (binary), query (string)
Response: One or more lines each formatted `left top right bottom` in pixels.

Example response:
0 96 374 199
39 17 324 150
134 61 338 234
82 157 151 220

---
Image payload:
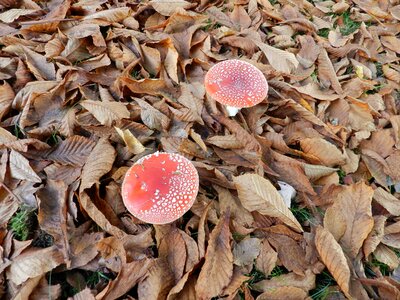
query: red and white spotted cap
204 59 268 110
121 152 199 224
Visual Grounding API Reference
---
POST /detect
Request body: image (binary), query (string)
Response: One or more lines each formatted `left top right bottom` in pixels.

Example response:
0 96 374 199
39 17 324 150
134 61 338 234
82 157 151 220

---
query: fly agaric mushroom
204 59 268 116
121 152 199 224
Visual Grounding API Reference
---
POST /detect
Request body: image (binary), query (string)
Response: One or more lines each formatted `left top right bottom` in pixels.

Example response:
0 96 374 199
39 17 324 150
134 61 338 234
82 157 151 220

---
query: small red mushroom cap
204 59 268 108
121 152 199 224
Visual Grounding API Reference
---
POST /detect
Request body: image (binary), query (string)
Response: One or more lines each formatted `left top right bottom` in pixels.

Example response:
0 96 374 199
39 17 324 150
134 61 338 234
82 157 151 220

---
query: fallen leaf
137 258 175 300
233 237 261 267
9 150 41 183
6 246 65 285
47 136 95 166
256 286 308 300
195 211 233 299
234 174 303 233
300 138 346 167
150 0 193 16
315 226 352 299
324 182 374 258
81 100 130 127
37 180 69 265
115 127 146 155
373 187 400 216
255 239 278 276
254 40 299 73
80 138 116 192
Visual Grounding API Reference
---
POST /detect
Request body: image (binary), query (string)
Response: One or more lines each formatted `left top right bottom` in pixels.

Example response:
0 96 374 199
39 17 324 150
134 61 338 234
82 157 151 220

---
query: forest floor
1 0 400 299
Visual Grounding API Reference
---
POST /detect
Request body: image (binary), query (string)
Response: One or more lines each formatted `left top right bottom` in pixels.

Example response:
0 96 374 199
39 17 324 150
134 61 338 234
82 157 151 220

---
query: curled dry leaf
234 174 303 233
315 226 352 299
195 211 233 300
80 138 116 193
100 259 153 300
373 187 400 216
115 127 146 155
37 180 69 265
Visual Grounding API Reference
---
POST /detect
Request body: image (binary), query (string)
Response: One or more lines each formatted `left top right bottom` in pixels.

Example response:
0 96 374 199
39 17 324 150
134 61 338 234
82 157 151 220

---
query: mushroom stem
226 106 240 117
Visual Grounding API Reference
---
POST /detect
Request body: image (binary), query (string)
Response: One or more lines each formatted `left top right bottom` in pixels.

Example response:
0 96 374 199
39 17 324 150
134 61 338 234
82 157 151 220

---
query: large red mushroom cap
204 59 268 114
121 152 199 224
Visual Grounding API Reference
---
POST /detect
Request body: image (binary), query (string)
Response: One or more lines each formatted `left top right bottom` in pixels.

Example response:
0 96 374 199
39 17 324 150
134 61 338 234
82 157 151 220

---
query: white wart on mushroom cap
121 152 199 224
204 59 269 110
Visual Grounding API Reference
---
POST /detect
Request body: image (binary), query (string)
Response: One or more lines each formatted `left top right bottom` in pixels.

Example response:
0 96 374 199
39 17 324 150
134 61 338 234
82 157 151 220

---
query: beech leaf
315 226 352 299
9 150 41 183
195 211 233 299
81 100 130 127
234 174 303 233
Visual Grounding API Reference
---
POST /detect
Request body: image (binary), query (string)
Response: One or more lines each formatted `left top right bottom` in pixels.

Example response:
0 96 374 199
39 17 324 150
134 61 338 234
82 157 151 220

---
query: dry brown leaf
215 185 254 227
363 215 386 258
253 269 315 293
6 246 65 285
315 226 352 299
80 138 116 193
101 259 152 300
158 227 187 283
137 258 175 300
195 211 233 300
134 98 170 131
324 182 374 258
373 187 400 216
381 36 400 54
318 48 343 94
374 244 399 269
48 136 95 167
267 234 308 275
9 150 41 183
37 180 69 265
254 40 299 73
150 0 193 16
234 174 303 233
79 192 125 239
0 8 38 23
296 35 320 68
82 7 130 22
255 239 277 276
300 138 346 167
81 100 130 127
21 45 56 81
0 81 14 120
23 0 71 33
233 238 261 267
207 135 244 149
256 286 308 300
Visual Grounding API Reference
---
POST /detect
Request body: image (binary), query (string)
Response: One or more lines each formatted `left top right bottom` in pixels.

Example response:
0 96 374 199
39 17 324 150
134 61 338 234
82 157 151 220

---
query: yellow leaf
114 127 145 155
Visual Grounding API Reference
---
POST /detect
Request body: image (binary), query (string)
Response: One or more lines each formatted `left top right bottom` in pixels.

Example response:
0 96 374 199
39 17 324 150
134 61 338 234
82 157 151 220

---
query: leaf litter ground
1 0 400 299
